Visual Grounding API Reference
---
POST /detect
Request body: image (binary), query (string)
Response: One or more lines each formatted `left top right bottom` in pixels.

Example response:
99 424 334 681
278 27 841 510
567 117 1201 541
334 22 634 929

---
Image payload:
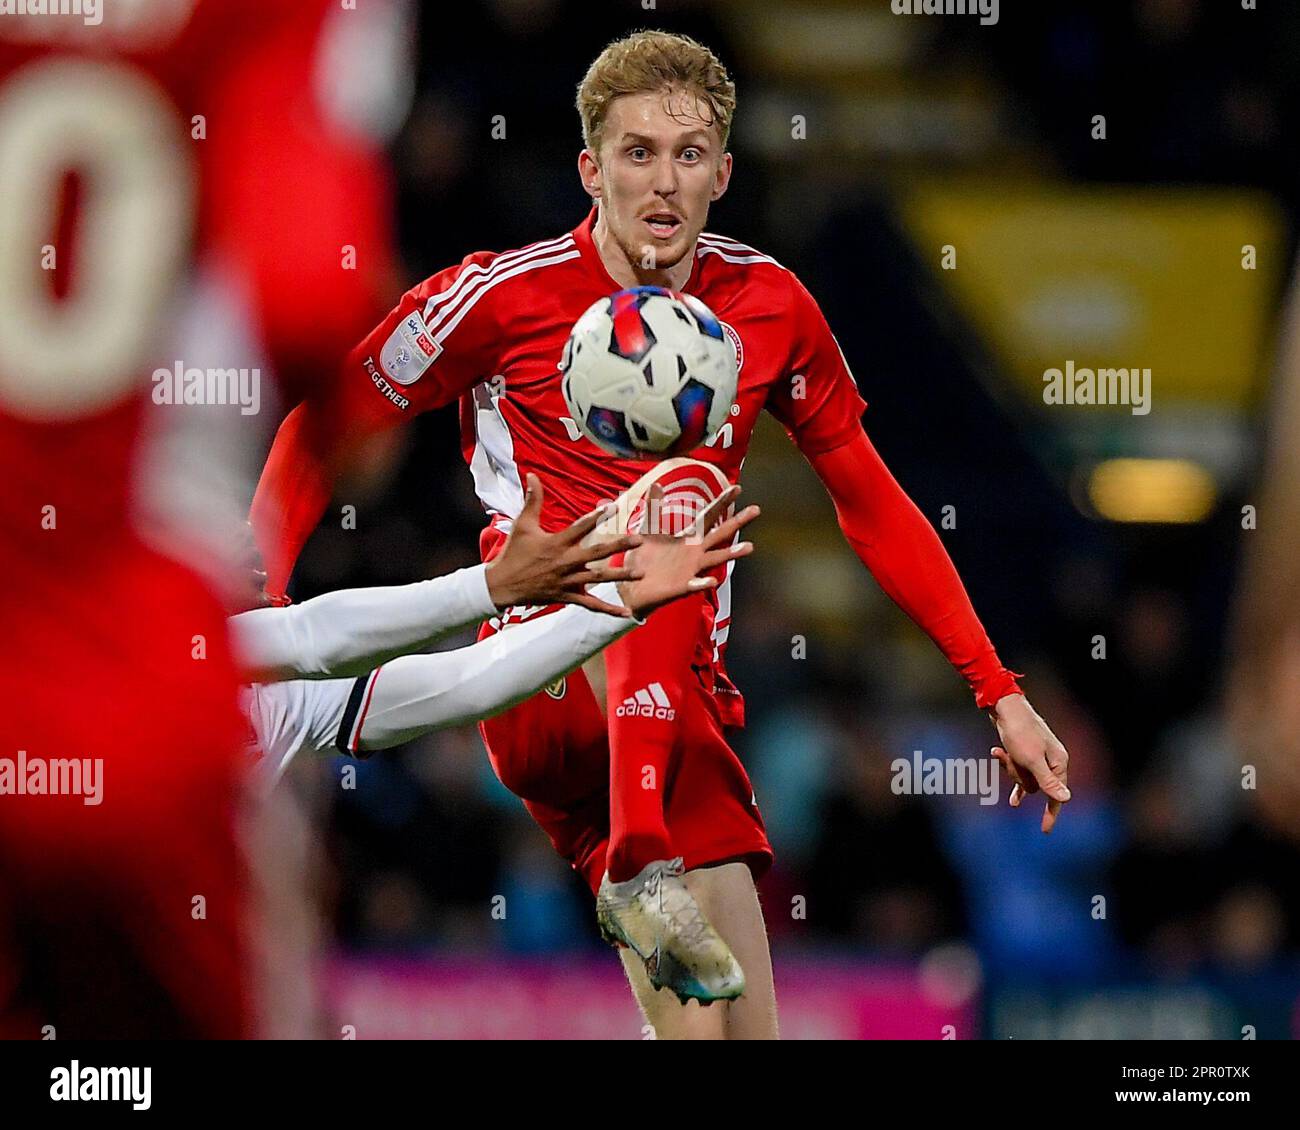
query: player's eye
681 148 702 162
628 147 650 161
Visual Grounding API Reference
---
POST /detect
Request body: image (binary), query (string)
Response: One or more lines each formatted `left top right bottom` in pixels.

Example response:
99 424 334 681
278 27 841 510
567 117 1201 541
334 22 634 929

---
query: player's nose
653 155 679 195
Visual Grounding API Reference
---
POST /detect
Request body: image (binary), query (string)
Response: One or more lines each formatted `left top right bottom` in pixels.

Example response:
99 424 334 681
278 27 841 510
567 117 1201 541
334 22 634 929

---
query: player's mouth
642 212 683 239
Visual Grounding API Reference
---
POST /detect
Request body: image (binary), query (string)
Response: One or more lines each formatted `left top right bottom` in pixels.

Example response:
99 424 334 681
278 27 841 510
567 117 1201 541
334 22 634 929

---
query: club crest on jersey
381 311 442 386
543 677 566 700
720 321 743 373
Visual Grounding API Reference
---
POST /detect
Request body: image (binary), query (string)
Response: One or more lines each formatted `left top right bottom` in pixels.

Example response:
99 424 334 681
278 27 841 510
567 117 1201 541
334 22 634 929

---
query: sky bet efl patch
381 311 442 386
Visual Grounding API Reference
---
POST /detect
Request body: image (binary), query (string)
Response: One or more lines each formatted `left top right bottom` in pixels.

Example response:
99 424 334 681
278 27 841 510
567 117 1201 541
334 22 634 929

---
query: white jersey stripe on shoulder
423 235 574 328
432 249 581 345
697 233 785 268
422 234 574 327
697 245 781 268
426 236 574 336
699 232 753 249
428 232 572 312
698 232 776 256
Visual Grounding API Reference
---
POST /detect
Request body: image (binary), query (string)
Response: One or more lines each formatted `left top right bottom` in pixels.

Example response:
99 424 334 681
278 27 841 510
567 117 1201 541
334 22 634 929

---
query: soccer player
238 478 757 782
0 0 404 1038
251 31 1071 1037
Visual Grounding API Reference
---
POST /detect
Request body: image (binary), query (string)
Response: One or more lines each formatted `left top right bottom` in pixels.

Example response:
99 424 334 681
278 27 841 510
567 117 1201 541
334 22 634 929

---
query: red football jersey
0 0 395 554
337 205 868 725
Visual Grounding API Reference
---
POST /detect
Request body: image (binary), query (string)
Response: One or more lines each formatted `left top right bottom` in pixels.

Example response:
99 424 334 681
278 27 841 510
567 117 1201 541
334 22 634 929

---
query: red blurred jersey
0 0 395 550
334 205 867 725
0 0 396 1036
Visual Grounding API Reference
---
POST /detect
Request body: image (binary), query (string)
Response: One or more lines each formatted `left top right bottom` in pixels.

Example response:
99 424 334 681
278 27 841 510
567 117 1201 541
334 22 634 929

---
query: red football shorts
478 658 771 894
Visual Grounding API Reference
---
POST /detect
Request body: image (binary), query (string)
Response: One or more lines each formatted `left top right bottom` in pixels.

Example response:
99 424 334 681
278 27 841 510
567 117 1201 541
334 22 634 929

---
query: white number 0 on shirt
0 58 194 419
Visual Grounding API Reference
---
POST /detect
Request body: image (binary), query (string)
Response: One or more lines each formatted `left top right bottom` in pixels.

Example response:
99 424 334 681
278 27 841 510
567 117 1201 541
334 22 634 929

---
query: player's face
583 87 732 272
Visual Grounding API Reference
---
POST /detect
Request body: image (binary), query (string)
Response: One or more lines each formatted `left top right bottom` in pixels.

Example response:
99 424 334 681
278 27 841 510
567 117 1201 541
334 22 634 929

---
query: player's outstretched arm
232 490 647 684
806 427 1070 830
347 502 757 751
233 480 753 684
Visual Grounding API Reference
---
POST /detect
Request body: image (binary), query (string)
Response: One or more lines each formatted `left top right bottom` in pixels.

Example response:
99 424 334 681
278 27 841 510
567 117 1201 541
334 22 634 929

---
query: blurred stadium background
275 0 1300 1038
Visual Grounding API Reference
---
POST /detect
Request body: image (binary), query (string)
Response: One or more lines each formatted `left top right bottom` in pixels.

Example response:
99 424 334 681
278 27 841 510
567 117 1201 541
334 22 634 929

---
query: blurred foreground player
0 0 401 1037
251 31 1072 1035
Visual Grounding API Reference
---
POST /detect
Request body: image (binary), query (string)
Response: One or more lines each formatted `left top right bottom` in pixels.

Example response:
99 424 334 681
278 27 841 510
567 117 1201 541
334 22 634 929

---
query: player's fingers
564 501 617 543
699 541 754 570
518 473 544 529
991 746 1026 806
1047 739 1070 788
703 504 760 549
1042 796 1063 834
562 591 633 618
993 743 1041 795
576 533 641 564
570 565 643 586
1038 741 1069 832
1027 757 1071 803
644 482 667 535
686 485 741 540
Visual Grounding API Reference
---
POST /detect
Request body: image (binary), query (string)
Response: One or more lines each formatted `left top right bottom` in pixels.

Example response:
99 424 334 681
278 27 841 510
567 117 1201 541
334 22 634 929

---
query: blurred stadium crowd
276 0 1300 1036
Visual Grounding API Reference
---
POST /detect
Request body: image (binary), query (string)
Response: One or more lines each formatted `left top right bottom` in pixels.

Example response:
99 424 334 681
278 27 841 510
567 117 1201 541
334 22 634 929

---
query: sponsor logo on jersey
381 311 442 386
363 355 410 410
720 321 743 373
614 682 675 721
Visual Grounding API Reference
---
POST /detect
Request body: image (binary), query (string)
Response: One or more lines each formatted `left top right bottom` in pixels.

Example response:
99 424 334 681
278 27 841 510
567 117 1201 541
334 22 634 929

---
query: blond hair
576 30 736 157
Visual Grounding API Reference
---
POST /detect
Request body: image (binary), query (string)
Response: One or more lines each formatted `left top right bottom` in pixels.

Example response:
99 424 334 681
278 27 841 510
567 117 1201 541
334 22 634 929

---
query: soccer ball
560 286 737 459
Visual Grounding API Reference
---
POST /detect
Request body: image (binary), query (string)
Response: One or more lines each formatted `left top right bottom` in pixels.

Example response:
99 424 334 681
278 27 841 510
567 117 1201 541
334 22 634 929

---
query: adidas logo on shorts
615 682 675 721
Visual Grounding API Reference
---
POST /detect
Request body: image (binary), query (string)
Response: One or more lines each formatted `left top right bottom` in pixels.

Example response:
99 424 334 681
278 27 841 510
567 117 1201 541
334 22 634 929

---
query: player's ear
578 148 602 199
710 151 733 203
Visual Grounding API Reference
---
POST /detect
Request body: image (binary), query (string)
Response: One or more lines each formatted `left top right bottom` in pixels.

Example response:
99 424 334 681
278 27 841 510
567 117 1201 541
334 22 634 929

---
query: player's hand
616 484 758 619
485 473 644 617
988 693 1071 833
